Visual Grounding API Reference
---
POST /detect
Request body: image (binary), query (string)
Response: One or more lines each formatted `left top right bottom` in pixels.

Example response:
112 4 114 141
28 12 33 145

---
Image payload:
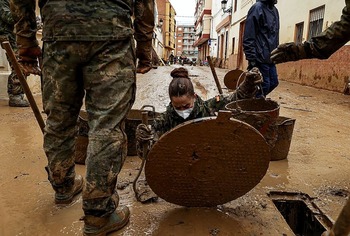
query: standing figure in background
10 0 154 235
243 0 280 97
0 0 29 107
135 0 155 74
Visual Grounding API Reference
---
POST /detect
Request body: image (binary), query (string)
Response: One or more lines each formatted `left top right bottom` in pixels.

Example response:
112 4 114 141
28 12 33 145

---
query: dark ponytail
168 67 195 98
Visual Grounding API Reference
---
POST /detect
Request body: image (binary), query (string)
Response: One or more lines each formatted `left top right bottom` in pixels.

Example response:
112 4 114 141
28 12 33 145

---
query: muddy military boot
136 41 152 74
83 206 130 236
8 94 30 107
55 175 84 204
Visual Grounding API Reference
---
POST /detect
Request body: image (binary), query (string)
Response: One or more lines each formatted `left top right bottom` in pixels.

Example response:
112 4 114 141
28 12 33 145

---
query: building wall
194 0 213 62
276 0 348 92
156 0 176 60
225 0 348 92
277 1 345 43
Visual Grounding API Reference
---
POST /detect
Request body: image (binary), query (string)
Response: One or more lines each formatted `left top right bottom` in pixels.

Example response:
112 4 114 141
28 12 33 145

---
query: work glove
18 46 42 76
236 67 263 99
245 67 263 85
135 123 154 159
270 42 310 64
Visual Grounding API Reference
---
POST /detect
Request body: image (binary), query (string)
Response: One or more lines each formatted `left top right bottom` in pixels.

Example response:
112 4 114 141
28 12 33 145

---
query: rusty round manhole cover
145 111 270 207
224 69 246 90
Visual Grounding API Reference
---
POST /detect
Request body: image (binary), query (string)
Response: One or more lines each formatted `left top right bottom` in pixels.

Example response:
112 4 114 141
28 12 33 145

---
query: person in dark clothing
243 0 279 97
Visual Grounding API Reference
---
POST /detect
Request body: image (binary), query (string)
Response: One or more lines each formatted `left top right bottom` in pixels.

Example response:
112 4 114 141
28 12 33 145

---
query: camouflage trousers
5 51 25 96
7 70 24 96
42 39 136 217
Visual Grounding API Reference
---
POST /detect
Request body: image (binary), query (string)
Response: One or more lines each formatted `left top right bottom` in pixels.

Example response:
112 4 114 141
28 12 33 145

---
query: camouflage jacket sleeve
0 0 14 26
306 0 350 58
151 104 175 138
9 0 38 48
134 0 155 42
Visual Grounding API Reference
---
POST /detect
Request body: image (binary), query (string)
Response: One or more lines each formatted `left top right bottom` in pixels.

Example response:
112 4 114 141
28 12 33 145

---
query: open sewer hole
269 191 333 236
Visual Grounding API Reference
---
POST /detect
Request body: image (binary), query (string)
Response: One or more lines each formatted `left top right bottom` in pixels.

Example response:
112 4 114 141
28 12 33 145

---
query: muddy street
0 65 349 235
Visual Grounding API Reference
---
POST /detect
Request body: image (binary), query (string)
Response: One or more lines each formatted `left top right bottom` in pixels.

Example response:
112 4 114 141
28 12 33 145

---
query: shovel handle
207 56 223 95
1 41 45 133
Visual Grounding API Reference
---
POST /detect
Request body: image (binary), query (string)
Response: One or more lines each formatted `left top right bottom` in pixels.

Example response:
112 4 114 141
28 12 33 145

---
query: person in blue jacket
243 0 279 97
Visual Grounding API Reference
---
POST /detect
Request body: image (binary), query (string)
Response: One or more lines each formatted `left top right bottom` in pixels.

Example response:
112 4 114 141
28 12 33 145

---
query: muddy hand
245 67 263 85
135 123 154 158
271 42 309 64
18 46 42 76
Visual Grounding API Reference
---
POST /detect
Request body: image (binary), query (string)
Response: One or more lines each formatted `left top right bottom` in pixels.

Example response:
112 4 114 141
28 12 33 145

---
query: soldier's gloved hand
18 46 42 76
135 123 154 159
270 42 310 64
236 67 263 99
245 67 263 85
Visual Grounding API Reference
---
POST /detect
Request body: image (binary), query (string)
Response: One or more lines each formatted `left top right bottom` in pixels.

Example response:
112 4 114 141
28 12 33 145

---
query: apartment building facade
175 25 198 58
194 0 213 63
156 0 177 61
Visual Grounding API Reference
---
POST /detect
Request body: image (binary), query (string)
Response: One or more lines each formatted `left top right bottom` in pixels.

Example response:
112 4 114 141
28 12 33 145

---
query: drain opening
273 199 325 236
269 191 333 236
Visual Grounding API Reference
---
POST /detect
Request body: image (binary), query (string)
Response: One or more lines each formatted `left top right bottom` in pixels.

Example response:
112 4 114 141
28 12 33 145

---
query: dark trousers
256 63 279 97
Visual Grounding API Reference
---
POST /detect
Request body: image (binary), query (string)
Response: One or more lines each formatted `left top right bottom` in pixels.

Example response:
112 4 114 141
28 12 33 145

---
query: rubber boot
9 94 30 107
83 206 130 236
136 41 152 74
55 175 84 204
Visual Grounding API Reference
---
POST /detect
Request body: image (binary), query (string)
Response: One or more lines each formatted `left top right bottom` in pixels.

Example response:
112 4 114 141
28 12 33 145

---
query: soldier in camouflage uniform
10 0 154 235
136 67 263 141
0 0 29 107
271 1 350 236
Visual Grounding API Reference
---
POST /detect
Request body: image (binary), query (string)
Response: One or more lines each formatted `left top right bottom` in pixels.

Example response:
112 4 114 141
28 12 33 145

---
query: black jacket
243 0 279 64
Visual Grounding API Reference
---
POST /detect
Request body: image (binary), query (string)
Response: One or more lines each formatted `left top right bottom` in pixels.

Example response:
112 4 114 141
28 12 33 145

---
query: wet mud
0 66 349 235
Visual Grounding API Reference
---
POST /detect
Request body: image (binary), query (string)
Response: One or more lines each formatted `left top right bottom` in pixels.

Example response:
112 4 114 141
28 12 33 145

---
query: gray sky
169 0 196 24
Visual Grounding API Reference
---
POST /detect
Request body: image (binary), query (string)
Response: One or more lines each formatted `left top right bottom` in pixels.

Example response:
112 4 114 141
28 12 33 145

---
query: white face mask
175 107 193 119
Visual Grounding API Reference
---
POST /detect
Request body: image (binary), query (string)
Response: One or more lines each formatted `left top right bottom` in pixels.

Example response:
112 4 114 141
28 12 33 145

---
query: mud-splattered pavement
0 65 349 235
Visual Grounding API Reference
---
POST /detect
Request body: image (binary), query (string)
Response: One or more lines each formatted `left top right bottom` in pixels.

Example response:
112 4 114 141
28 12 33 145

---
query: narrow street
0 65 349 235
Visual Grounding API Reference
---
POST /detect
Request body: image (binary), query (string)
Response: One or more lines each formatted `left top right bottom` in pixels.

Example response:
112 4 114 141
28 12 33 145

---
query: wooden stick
206 56 223 94
1 41 45 133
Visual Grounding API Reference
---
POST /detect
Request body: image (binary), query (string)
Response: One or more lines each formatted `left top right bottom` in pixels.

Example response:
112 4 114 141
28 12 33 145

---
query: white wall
277 0 346 43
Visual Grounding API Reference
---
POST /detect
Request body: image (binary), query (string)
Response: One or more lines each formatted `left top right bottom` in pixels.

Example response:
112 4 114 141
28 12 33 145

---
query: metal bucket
75 110 89 164
271 116 296 161
225 98 280 147
125 105 160 156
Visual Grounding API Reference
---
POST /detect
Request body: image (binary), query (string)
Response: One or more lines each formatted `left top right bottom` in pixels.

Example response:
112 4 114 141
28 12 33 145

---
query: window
308 5 325 40
295 22 304 44
225 31 229 59
234 0 238 12
178 39 182 42
178 27 182 31
231 37 235 55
